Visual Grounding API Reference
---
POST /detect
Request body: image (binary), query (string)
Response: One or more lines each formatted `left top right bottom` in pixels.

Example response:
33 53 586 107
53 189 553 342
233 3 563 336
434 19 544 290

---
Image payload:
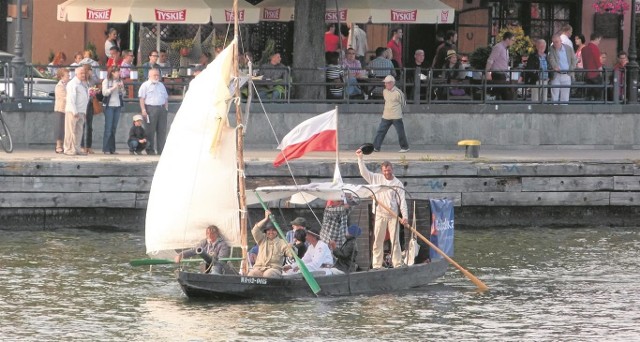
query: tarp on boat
249 182 385 205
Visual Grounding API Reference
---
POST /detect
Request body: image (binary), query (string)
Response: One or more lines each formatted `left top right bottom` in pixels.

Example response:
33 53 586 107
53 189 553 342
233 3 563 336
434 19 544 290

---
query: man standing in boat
249 210 295 278
174 225 230 274
356 150 409 269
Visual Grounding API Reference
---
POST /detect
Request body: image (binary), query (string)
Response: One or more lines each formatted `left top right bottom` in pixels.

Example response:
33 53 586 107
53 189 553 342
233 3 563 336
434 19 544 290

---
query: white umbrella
56 0 261 24
256 0 454 24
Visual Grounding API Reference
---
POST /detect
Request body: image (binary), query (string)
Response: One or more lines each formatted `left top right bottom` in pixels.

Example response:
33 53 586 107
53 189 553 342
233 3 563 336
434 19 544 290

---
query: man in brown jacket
248 210 294 278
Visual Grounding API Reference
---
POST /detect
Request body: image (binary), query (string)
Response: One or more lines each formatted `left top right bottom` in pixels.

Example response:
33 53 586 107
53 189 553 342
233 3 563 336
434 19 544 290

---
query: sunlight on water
1 227 639 341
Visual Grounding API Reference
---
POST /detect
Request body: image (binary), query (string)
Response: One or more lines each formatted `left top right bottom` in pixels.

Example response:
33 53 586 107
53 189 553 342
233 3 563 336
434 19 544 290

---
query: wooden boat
142 1 486 299
178 260 448 300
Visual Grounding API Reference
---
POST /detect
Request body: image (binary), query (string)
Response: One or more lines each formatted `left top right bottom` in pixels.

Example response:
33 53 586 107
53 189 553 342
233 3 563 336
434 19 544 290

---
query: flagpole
334 105 340 184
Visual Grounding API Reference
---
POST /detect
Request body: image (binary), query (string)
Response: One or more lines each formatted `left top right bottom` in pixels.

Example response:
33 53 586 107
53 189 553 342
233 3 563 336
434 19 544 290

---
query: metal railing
0 62 634 105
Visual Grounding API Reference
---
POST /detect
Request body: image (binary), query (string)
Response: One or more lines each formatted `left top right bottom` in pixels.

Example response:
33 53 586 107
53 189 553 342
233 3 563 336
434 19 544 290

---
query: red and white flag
273 109 337 167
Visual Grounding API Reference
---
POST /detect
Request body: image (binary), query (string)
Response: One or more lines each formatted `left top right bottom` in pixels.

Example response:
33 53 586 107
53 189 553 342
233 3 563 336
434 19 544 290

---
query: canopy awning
56 0 261 24
257 0 455 24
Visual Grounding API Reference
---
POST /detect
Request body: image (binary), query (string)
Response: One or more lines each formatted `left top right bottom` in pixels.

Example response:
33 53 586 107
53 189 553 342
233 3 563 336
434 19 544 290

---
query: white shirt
65 77 89 114
291 240 333 272
560 34 572 47
358 157 408 219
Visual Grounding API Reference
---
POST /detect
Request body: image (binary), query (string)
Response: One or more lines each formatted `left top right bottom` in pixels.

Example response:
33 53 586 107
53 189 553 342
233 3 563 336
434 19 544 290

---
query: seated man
329 224 361 274
367 47 396 98
286 216 307 244
248 209 294 278
342 48 366 96
174 225 231 274
258 52 288 101
283 226 333 275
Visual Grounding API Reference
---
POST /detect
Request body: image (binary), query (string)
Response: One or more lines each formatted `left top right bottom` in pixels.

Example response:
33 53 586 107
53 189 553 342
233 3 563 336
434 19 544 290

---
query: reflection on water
1 227 639 340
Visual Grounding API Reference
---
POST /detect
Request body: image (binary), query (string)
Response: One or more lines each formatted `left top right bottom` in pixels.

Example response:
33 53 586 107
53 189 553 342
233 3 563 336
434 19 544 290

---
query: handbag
92 96 103 115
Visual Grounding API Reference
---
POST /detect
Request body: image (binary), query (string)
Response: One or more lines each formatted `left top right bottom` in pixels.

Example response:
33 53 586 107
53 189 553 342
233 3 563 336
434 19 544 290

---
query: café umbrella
256 0 454 24
56 0 261 24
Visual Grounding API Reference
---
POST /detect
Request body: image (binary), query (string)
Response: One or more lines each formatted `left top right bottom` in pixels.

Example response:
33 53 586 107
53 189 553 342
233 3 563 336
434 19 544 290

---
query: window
486 1 575 44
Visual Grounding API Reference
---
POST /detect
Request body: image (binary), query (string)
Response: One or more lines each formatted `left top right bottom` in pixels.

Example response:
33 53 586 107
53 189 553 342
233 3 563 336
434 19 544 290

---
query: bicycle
0 96 14 153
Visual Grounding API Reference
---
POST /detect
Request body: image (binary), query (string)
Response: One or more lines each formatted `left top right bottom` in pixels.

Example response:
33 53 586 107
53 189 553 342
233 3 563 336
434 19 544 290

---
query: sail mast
233 0 249 274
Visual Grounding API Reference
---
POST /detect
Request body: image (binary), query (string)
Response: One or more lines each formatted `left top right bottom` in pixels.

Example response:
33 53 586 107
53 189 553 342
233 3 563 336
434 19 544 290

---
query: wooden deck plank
522 177 614 191
0 176 100 192
462 192 611 206
0 193 137 208
613 176 640 190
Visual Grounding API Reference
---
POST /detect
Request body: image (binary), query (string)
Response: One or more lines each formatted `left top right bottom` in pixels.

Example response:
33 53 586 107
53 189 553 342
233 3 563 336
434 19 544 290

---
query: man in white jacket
63 67 89 156
355 150 408 269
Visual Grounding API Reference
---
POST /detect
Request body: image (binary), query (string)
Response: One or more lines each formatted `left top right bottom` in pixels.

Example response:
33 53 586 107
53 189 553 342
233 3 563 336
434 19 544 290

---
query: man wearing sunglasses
142 50 160 79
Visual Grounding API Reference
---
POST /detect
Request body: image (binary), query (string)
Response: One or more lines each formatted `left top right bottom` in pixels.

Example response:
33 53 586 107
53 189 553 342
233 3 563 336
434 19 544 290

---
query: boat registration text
240 277 268 285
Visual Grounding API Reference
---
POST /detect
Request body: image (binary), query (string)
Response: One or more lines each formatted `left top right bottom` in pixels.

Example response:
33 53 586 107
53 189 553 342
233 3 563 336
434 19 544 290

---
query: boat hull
177 260 448 299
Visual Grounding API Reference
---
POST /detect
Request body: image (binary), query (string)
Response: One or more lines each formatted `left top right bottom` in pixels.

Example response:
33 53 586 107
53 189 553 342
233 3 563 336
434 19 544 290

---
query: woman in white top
104 28 119 60
101 67 125 154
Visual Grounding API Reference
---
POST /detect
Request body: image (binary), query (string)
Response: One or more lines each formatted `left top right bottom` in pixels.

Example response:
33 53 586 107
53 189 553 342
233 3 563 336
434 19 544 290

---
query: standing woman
53 68 70 154
104 27 119 60
101 67 125 154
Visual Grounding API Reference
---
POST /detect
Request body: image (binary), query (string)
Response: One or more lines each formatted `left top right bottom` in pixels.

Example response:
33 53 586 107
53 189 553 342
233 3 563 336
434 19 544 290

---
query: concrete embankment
1 149 639 230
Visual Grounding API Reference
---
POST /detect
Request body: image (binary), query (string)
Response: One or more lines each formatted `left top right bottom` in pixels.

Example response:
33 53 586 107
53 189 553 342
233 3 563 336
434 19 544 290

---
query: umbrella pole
156 23 161 51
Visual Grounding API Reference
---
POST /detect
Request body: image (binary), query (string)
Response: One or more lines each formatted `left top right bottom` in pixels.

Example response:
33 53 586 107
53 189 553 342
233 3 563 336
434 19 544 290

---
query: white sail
145 39 240 256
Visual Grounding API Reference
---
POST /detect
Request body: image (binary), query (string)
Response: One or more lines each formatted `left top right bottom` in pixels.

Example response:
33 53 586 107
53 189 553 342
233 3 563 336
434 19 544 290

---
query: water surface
1 227 639 341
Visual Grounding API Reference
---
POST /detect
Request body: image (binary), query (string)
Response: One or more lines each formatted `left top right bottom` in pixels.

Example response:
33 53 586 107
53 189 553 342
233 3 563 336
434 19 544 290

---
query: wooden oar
129 257 242 267
375 200 489 291
254 191 321 295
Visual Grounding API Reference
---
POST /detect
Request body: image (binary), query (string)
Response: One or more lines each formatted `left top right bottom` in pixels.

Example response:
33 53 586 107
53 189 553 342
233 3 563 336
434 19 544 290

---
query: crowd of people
49 27 191 156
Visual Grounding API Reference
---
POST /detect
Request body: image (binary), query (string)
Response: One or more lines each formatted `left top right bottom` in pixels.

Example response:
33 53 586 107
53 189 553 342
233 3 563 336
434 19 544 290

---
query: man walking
486 31 515 100
548 34 577 103
372 75 409 153
355 151 408 269
138 68 169 155
582 32 604 101
63 66 89 156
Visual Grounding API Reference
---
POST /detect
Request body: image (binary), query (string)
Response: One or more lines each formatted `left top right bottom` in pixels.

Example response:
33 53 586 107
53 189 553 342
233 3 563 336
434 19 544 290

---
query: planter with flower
592 0 629 14
171 38 194 57
593 0 628 38
497 25 534 67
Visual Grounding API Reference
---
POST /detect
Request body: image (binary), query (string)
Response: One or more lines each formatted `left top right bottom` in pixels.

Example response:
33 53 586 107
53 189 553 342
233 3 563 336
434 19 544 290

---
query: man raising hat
248 209 295 278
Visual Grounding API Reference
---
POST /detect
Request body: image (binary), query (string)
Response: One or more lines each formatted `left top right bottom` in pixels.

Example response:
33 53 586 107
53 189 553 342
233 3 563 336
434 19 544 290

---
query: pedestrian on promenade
372 75 409 153
486 31 515 100
63 66 89 156
582 32 604 101
355 150 408 269
53 68 70 154
138 68 169 155
101 67 125 154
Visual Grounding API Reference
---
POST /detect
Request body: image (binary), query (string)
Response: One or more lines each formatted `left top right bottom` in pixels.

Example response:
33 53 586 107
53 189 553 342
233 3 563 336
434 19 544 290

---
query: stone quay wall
1 158 639 230
3 103 640 150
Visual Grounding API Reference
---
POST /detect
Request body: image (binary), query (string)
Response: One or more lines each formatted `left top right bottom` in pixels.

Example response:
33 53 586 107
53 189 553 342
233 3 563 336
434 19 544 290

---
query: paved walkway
1 147 638 163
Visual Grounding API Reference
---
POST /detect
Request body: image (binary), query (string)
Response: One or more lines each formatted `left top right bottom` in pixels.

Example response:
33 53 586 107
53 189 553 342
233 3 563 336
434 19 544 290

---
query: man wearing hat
286 217 307 244
372 75 409 153
329 224 361 274
283 225 333 275
248 210 295 278
354 151 409 269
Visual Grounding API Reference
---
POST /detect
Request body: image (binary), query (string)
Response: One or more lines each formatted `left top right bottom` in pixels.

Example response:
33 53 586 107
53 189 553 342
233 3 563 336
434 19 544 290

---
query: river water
1 227 639 341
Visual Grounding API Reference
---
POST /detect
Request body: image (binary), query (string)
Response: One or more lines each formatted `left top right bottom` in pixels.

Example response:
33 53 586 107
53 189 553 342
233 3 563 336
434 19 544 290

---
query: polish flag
273 109 337 167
